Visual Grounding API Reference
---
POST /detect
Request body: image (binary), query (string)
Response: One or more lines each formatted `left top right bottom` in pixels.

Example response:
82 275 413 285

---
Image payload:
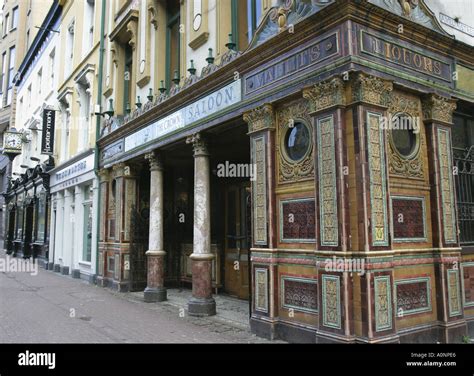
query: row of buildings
1 0 474 343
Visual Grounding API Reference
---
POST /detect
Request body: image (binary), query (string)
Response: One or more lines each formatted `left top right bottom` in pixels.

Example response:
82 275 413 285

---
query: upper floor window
6 46 15 105
37 69 43 95
85 0 95 52
3 14 9 36
65 21 75 78
11 7 19 30
166 0 181 89
49 49 55 88
232 0 262 51
0 52 6 100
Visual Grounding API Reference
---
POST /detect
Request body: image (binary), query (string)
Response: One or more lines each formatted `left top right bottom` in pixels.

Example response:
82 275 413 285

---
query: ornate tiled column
349 72 396 342
243 104 277 339
303 76 353 341
186 133 216 316
422 94 466 341
144 151 167 303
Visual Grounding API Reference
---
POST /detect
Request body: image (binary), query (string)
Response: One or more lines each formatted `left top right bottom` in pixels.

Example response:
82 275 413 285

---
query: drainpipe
94 0 106 281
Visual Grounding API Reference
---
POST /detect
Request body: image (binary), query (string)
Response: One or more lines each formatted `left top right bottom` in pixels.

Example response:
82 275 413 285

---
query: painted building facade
47 0 101 282
96 0 474 343
4 1 61 262
0 0 51 246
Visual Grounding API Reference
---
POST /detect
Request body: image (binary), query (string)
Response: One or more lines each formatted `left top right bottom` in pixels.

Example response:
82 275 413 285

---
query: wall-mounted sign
360 30 452 82
50 153 95 193
124 79 242 153
439 13 474 37
3 131 22 155
245 33 339 95
41 109 56 155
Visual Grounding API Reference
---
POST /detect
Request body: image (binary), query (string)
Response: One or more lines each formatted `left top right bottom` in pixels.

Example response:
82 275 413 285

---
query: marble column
144 151 167 302
186 133 216 316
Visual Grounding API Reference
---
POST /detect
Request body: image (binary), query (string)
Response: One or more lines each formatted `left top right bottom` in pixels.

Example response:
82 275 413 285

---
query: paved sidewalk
0 251 279 343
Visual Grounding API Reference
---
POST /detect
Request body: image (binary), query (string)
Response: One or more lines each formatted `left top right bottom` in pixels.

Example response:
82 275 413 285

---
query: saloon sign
41 109 56 155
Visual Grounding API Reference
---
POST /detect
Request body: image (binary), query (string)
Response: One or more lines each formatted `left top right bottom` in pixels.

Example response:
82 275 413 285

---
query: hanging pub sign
41 108 55 155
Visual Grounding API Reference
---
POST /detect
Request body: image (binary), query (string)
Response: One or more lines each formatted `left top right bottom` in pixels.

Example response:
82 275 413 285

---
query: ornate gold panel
387 93 426 180
276 99 314 185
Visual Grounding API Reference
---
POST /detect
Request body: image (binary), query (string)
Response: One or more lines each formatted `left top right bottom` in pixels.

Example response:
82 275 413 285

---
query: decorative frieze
317 115 338 246
422 94 457 124
303 76 346 114
243 104 275 134
352 73 393 108
367 112 389 246
281 276 318 314
374 275 393 332
437 128 457 244
395 277 432 316
322 274 341 329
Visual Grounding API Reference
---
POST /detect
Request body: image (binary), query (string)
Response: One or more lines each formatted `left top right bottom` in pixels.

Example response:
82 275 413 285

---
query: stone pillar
144 151 167 302
186 133 216 316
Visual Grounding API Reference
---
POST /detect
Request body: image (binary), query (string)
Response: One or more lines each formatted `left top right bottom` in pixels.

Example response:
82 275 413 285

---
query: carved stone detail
303 76 346 113
148 0 158 30
277 100 314 184
422 94 457 125
186 133 209 156
352 73 393 108
243 104 275 134
145 151 163 171
126 20 138 50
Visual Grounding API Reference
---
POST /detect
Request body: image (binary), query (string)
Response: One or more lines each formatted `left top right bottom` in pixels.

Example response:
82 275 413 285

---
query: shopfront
5 158 54 262
97 0 474 342
48 150 98 282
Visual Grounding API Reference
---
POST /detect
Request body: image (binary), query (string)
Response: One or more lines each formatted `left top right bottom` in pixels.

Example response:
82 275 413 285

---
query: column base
188 297 216 317
144 287 167 303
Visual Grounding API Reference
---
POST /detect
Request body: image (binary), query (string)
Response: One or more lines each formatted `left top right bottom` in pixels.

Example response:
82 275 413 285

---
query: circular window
390 114 419 159
284 122 311 162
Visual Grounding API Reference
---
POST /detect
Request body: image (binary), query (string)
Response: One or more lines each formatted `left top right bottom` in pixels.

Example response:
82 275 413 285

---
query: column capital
243 103 275 134
351 72 393 108
303 76 346 114
145 151 164 171
422 94 457 125
98 168 110 182
186 133 209 156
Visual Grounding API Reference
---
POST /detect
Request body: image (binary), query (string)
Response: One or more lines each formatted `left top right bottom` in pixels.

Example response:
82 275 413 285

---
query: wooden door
224 183 251 300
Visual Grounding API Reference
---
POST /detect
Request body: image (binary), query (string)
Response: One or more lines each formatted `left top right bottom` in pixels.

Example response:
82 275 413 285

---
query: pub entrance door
224 182 251 300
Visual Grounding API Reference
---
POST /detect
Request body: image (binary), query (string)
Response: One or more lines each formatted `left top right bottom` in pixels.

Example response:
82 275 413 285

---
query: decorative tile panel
391 196 427 242
395 277 432 316
437 128 457 244
374 275 392 332
280 198 316 243
461 263 474 308
317 115 339 246
252 136 267 245
322 274 341 329
255 268 269 313
281 276 318 314
367 112 389 246
447 269 461 317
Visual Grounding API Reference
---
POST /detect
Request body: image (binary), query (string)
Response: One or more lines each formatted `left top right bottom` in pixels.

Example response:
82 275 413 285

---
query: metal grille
454 146 474 245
